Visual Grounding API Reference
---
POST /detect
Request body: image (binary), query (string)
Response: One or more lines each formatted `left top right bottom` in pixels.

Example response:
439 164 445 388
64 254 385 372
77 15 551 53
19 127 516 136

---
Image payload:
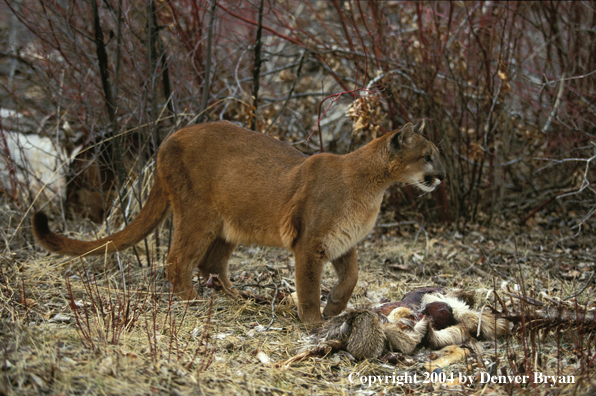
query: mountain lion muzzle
32 120 445 323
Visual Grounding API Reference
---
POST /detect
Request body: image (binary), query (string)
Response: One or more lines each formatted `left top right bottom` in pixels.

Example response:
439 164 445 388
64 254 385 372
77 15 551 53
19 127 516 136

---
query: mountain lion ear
414 119 425 134
391 123 415 151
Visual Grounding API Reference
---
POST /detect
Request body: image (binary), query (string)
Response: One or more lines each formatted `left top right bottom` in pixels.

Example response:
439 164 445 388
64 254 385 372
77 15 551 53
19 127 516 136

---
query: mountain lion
32 120 445 323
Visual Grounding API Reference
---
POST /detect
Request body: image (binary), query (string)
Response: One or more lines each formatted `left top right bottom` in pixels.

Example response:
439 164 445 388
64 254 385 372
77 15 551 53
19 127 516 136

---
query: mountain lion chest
322 195 383 261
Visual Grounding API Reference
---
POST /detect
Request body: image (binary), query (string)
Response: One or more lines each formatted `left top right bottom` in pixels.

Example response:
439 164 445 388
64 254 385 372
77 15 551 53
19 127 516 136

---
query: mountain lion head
388 121 445 193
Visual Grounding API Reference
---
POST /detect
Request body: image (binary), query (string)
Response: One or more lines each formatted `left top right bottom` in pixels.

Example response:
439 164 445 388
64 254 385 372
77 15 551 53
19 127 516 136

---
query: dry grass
2 2 595 394
1 202 595 395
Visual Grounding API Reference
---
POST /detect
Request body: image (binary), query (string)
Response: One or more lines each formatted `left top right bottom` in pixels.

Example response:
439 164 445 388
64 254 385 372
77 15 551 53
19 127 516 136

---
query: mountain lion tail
32 172 170 256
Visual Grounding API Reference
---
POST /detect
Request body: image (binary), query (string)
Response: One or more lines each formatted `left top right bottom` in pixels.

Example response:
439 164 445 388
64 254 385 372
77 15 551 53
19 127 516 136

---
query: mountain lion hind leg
197 237 237 290
165 210 219 300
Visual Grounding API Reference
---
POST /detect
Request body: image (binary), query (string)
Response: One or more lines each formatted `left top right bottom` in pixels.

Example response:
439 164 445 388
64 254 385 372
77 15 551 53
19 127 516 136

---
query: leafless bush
1 0 594 233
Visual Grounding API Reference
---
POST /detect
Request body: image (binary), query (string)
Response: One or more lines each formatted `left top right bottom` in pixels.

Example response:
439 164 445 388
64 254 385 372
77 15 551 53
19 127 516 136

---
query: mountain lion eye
424 155 432 163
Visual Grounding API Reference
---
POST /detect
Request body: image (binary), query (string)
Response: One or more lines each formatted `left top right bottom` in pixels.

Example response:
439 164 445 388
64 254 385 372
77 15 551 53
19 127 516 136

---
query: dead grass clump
0 203 594 395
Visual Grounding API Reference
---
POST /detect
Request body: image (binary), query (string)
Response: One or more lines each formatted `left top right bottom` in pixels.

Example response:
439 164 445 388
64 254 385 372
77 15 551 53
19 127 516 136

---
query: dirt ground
1 2 595 394
1 205 595 396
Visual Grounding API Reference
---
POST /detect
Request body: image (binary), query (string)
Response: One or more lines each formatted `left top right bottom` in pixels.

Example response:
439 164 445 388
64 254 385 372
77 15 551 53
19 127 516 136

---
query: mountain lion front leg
323 247 358 318
293 245 325 324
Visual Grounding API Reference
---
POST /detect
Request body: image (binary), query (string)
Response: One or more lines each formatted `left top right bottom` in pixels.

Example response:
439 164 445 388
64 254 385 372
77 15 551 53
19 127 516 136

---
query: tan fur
424 345 470 372
31 121 445 323
384 316 429 355
386 306 415 323
426 323 470 349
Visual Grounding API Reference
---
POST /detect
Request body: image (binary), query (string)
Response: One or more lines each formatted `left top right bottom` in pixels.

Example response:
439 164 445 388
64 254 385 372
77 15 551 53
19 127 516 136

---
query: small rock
256 351 271 365
50 313 71 323
29 373 45 388
160 366 169 378
98 356 114 375
61 357 77 367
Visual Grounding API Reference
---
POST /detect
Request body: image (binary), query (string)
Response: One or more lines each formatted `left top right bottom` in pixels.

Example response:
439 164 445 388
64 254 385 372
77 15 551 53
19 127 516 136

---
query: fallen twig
279 339 345 368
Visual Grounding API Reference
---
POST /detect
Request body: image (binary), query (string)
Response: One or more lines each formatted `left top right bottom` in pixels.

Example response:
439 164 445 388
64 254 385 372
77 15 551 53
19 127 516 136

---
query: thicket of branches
1 0 595 232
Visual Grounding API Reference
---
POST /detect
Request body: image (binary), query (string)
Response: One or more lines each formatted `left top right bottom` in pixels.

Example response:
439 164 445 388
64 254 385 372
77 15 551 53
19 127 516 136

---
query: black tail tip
32 211 51 236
